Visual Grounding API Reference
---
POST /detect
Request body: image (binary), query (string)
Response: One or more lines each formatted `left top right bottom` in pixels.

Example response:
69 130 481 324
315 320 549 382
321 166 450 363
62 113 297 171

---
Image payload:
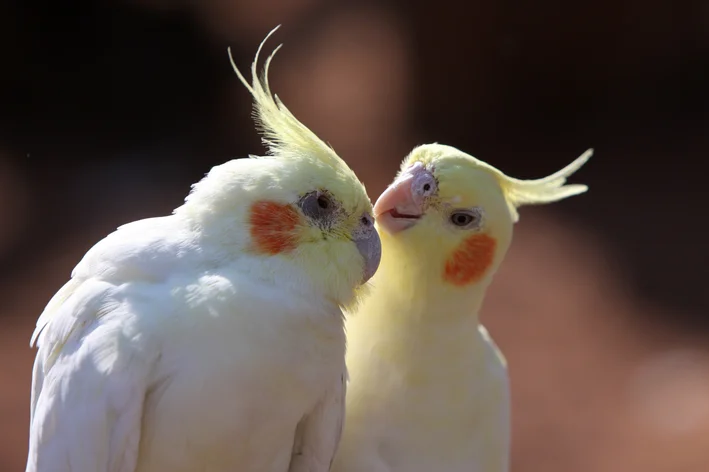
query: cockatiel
332 145 592 472
26 26 381 472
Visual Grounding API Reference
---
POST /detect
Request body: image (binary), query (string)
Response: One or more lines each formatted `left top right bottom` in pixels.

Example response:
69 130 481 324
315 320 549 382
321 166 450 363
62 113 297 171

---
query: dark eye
449 208 484 229
451 213 473 226
317 194 330 209
299 191 336 221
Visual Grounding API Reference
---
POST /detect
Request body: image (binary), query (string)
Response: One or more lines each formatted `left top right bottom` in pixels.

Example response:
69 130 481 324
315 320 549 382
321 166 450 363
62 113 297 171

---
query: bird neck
355 236 498 346
346 252 493 388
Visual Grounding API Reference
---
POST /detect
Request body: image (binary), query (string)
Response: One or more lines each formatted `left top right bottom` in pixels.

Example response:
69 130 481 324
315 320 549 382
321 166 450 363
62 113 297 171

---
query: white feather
27 211 347 472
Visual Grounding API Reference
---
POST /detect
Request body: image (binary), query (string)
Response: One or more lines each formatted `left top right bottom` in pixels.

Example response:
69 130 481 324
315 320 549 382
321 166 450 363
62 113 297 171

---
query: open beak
374 163 429 234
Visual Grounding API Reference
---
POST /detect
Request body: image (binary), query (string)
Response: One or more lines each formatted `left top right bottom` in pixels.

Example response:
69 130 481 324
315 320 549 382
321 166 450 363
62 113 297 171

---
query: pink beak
374 162 433 234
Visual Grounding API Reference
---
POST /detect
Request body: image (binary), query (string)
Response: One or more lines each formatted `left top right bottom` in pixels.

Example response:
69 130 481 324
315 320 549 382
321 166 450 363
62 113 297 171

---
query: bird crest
228 25 350 174
480 149 593 222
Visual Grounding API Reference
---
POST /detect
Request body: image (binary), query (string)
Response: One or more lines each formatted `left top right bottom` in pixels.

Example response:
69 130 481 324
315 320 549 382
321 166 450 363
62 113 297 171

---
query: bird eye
449 207 484 229
451 213 473 226
317 194 330 209
299 191 336 221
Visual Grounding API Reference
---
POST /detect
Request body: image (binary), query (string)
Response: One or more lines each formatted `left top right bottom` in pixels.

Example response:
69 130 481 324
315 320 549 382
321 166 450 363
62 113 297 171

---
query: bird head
373 144 592 289
176 26 381 308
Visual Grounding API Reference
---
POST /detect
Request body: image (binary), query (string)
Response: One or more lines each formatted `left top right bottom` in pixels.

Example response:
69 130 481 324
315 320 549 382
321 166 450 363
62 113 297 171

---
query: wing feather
27 279 158 472
289 370 347 472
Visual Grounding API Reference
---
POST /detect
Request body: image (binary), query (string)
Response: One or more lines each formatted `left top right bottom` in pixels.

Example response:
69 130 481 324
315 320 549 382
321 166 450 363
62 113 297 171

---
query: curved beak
374 171 425 235
352 214 381 283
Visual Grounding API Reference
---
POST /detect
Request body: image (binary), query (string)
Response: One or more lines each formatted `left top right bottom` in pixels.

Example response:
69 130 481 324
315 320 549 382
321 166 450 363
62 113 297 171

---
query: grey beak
353 214 382 283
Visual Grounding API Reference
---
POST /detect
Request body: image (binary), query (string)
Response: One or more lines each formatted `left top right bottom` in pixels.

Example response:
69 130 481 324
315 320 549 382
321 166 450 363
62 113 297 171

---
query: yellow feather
497 148 593 222
227 26 355 177
222 26 374 309
334 144 592 472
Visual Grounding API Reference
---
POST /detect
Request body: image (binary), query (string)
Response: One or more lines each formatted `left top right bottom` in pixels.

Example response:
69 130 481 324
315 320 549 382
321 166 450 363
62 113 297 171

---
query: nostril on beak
411 172 437 202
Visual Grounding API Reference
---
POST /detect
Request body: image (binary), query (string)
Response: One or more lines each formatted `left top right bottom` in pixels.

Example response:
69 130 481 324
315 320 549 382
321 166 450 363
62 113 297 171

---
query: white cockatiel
25 26 381 472
332 145 592 472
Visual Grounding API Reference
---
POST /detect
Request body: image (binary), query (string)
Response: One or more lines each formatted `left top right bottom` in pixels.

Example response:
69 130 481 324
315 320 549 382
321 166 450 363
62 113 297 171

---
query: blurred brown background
1 0 708 470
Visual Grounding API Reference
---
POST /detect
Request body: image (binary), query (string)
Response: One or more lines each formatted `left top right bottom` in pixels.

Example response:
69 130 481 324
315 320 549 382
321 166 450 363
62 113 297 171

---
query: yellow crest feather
489 149 593 222
227 25 347 171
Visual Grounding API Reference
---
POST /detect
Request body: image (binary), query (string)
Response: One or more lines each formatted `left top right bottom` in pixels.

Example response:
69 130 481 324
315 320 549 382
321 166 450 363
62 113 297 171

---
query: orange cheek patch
249 201 301 255
443 234 497 286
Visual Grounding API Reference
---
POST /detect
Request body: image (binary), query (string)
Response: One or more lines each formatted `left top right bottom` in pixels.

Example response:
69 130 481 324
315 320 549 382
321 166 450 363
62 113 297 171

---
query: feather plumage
334 144 591 472
26 26 378 472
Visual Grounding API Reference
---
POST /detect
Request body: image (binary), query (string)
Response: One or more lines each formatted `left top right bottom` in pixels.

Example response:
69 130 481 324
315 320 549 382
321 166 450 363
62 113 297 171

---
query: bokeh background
1 0 708 470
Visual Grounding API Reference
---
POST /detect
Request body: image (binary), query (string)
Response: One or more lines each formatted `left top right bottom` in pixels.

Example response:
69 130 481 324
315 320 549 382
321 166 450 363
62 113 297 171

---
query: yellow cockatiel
333 145 592 472
25 26 381 472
